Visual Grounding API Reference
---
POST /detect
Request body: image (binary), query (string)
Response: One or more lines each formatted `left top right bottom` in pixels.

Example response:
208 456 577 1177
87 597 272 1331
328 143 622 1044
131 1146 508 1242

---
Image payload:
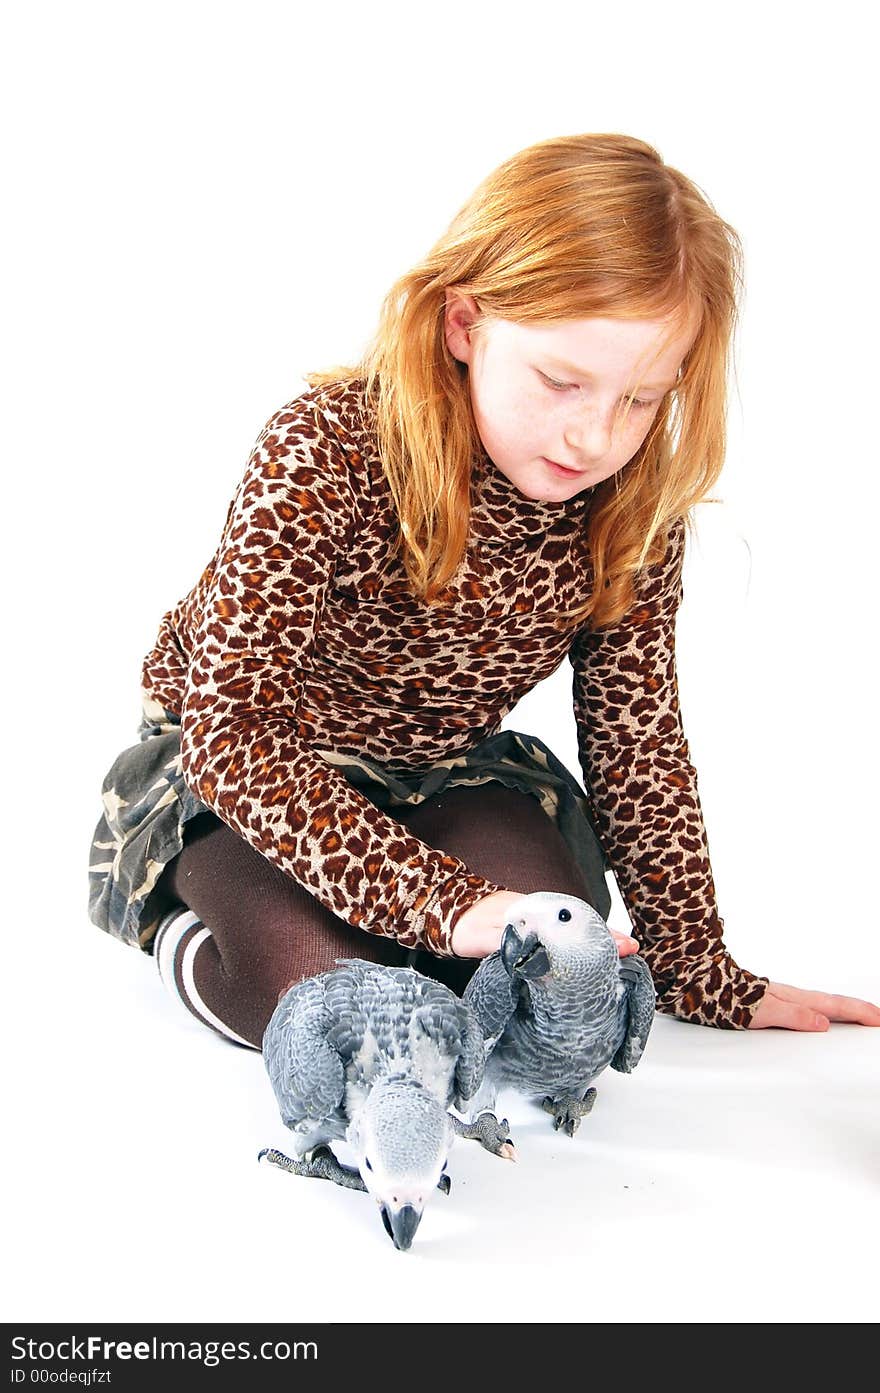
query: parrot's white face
502 892 616 977
347 1082 453 1252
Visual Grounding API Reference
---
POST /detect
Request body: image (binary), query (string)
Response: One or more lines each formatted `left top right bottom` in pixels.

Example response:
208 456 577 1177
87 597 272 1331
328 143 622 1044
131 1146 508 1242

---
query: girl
88 132 879 1048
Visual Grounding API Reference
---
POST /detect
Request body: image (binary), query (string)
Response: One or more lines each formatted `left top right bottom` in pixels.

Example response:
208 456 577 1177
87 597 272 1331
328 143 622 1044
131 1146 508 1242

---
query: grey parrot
259 958 515 1251
461 891 655 1136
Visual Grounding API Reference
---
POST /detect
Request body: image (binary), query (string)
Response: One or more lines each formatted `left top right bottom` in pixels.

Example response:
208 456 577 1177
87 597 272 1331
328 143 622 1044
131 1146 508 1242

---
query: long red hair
306 132 743 629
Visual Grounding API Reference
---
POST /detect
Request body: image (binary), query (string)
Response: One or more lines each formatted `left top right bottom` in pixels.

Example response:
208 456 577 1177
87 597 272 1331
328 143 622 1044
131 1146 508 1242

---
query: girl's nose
563 403 614 461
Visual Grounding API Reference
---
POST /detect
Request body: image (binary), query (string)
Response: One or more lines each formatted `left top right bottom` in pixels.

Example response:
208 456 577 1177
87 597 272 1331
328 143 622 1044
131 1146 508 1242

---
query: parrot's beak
380 1203 422 1252
501 926 551 980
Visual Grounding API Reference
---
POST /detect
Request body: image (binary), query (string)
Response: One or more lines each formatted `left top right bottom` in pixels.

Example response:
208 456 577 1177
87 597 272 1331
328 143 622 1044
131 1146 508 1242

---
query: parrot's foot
450 1110 517 1161
258 1144 368 1191
258 1145 452 1193
542 1087 597 1137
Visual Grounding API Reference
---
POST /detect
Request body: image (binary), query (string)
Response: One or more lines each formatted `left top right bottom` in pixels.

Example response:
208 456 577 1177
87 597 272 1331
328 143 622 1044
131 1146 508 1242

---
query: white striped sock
153 907 258 1050
179 927 257 1049
154 907 201 993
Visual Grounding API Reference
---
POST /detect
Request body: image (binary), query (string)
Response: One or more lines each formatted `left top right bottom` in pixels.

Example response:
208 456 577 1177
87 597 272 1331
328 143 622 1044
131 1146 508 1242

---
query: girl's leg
152 811 408 1048
153 782 596 1047
402 782 595 897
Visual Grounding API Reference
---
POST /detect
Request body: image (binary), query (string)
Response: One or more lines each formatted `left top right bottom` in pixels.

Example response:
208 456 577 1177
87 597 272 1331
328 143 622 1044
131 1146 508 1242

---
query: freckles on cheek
628 411 661 451
510 393 544 444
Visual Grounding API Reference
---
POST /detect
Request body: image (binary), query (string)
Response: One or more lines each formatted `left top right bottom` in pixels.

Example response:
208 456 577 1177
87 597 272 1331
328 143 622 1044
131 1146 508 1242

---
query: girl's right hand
450 890 525 958
450 889 639 960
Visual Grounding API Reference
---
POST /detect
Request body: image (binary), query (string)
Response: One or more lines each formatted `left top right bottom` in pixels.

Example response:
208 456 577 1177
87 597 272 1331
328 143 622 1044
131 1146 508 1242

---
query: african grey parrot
259 959 514 1251
461 891 655 1136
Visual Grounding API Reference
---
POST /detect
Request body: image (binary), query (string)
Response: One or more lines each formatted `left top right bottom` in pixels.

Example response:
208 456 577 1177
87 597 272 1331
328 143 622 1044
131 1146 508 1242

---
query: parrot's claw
258 1143 368 1192
451 1110 517 1161
437 1172 452 1195
543 1087 597 1137
258 1145 304 1173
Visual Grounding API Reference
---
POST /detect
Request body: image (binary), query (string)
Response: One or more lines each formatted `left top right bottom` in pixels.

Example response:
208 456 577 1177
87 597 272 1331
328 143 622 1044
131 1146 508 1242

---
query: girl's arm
569 516 769 1029
175 393 507 958
570 519 880 1030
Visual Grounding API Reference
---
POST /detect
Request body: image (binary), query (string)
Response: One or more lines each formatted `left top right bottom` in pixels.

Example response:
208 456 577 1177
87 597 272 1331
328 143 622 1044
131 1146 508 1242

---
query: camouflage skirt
87 696 611 955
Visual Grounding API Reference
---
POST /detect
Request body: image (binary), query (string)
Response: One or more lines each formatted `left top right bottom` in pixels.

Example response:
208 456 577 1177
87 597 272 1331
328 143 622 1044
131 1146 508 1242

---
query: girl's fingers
766 981 880 1025
611 930 639 958
815 996 880 1025
748 991 830 1031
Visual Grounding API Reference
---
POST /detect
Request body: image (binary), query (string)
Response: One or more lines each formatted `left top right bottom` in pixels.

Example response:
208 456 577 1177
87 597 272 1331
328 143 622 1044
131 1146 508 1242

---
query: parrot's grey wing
406 977 485 1106
450 998 488 1106
462 951 520 1049
321 962 371 1069
610 953 656 1074
262 976 350 1128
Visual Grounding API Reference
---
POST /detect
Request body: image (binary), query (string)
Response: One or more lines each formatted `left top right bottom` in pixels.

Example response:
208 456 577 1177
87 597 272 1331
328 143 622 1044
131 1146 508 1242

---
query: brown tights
153 782 597 1048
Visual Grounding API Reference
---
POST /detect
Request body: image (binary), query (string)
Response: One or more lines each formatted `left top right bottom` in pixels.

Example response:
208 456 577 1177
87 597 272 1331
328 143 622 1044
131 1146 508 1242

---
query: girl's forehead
489 312 697 382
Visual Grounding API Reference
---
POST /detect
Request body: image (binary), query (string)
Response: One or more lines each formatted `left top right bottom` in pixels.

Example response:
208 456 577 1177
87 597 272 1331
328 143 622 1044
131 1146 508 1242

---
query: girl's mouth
542 457 584 478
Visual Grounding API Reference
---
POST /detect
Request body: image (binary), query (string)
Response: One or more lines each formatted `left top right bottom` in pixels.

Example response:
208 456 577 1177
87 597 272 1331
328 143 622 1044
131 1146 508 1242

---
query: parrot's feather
264 960 488 1131
262 976 347 1127
610 953 656 1073
462 949 520 1048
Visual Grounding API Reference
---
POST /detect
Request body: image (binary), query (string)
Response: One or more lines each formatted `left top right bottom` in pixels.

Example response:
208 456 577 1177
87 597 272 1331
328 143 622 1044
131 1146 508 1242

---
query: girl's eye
539 372 572 392
539 371 658 411
620 396 663 416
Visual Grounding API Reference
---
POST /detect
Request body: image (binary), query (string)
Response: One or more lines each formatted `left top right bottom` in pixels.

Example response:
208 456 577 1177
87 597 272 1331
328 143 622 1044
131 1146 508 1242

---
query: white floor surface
6 890 878 1325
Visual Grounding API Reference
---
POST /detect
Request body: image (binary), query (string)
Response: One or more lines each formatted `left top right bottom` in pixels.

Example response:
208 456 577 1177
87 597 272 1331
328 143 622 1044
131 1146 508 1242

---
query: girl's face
444 291 697 501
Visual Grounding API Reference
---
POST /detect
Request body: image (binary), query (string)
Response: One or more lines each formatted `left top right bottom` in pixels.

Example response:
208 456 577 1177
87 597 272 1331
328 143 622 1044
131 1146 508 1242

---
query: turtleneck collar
332 375 592 546
468 443 592 546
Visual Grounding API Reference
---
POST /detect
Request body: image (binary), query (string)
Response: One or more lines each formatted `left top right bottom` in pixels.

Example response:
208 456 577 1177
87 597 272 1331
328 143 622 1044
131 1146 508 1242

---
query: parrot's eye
558 908 572 922
365 1157 373 1171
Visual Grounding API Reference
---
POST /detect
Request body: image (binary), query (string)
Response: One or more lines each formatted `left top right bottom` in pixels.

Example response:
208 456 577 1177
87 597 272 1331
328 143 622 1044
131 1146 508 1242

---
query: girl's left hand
748 980 880 1030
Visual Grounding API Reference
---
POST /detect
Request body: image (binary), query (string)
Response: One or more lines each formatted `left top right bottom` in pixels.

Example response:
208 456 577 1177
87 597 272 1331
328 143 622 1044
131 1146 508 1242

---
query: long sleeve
568 517 769 1028
178 397 505 956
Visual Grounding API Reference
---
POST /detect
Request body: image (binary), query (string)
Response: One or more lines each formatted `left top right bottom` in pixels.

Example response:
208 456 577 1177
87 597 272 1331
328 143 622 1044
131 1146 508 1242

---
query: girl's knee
404 782 594 904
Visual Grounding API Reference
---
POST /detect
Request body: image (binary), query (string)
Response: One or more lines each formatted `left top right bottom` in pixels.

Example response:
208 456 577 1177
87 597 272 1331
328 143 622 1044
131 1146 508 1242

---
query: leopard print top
141 376 769 1028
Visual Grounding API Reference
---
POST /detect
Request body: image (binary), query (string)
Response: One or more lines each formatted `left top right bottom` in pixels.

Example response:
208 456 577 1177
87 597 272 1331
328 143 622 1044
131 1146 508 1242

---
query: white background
3 0 877 1327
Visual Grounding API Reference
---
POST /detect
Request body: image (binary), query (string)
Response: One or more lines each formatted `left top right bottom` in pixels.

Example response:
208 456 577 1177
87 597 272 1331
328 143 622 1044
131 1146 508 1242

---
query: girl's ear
444 289 481 365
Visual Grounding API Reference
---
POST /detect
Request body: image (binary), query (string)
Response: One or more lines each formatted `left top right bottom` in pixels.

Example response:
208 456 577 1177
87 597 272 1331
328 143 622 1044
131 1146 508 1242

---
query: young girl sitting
88 131 880 1049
